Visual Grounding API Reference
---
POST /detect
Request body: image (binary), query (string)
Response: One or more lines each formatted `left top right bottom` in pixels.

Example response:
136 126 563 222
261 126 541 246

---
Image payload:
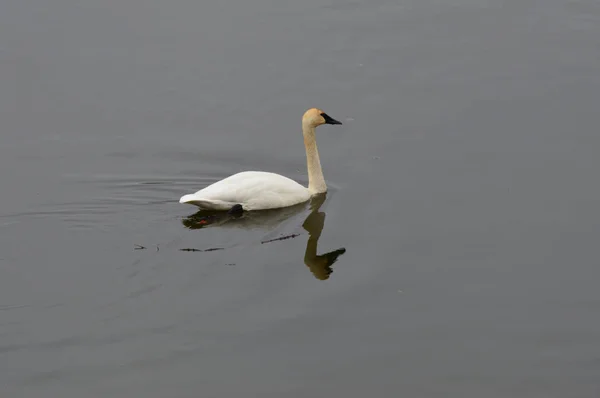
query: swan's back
179 171 311 211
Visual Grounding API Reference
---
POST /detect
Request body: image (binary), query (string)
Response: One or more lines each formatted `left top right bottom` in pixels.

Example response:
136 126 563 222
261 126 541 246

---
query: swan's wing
181 171 311 210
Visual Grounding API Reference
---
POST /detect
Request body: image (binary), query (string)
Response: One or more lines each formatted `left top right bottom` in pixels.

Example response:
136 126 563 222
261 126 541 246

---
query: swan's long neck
302 123 327 194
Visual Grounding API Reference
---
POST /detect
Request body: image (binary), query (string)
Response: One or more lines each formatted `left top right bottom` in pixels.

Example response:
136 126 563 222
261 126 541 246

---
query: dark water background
1 1 600 397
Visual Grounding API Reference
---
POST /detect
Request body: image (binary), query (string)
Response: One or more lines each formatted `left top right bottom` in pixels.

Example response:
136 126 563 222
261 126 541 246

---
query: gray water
1 1 600 397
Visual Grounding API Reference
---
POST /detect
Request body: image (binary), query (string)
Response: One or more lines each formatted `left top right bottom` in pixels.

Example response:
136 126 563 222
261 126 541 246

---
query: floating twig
261 233 301 244
179 247 225 252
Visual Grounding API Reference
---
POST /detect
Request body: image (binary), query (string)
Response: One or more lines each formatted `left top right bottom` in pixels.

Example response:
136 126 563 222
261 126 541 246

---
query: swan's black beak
321 112 342 125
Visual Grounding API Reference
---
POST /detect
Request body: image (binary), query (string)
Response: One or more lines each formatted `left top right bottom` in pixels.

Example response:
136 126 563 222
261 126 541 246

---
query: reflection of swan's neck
303 211 328 280
304 225 322 263
302 123 327 195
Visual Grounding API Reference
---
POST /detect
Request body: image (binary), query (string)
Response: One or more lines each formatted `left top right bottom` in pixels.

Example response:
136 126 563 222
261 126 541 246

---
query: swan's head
302 108 342 128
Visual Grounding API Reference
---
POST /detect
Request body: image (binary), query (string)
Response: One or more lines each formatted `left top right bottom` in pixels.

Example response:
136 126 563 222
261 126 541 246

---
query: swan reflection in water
181 193 346 280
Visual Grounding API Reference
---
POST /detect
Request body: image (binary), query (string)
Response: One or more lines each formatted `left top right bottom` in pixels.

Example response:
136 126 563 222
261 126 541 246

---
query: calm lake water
1 1 600 397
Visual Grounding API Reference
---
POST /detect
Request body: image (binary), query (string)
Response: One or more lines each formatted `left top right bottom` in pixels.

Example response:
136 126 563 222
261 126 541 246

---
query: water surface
1 0 600 397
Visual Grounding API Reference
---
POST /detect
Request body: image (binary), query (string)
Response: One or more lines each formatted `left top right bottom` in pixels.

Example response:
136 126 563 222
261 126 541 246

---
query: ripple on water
1 173 212 225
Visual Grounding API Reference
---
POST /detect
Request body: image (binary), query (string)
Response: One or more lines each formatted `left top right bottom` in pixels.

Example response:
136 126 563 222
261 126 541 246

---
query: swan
179 108 342 212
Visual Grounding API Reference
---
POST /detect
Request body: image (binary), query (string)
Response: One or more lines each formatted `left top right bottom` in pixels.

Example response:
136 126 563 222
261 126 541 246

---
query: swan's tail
179 194 236 211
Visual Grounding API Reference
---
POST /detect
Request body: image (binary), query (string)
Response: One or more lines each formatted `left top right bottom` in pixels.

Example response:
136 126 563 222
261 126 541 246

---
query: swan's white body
179 108 342 211
179 171 311 211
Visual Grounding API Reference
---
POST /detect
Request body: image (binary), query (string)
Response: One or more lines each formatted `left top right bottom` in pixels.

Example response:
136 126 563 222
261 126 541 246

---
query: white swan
179 108 342 212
